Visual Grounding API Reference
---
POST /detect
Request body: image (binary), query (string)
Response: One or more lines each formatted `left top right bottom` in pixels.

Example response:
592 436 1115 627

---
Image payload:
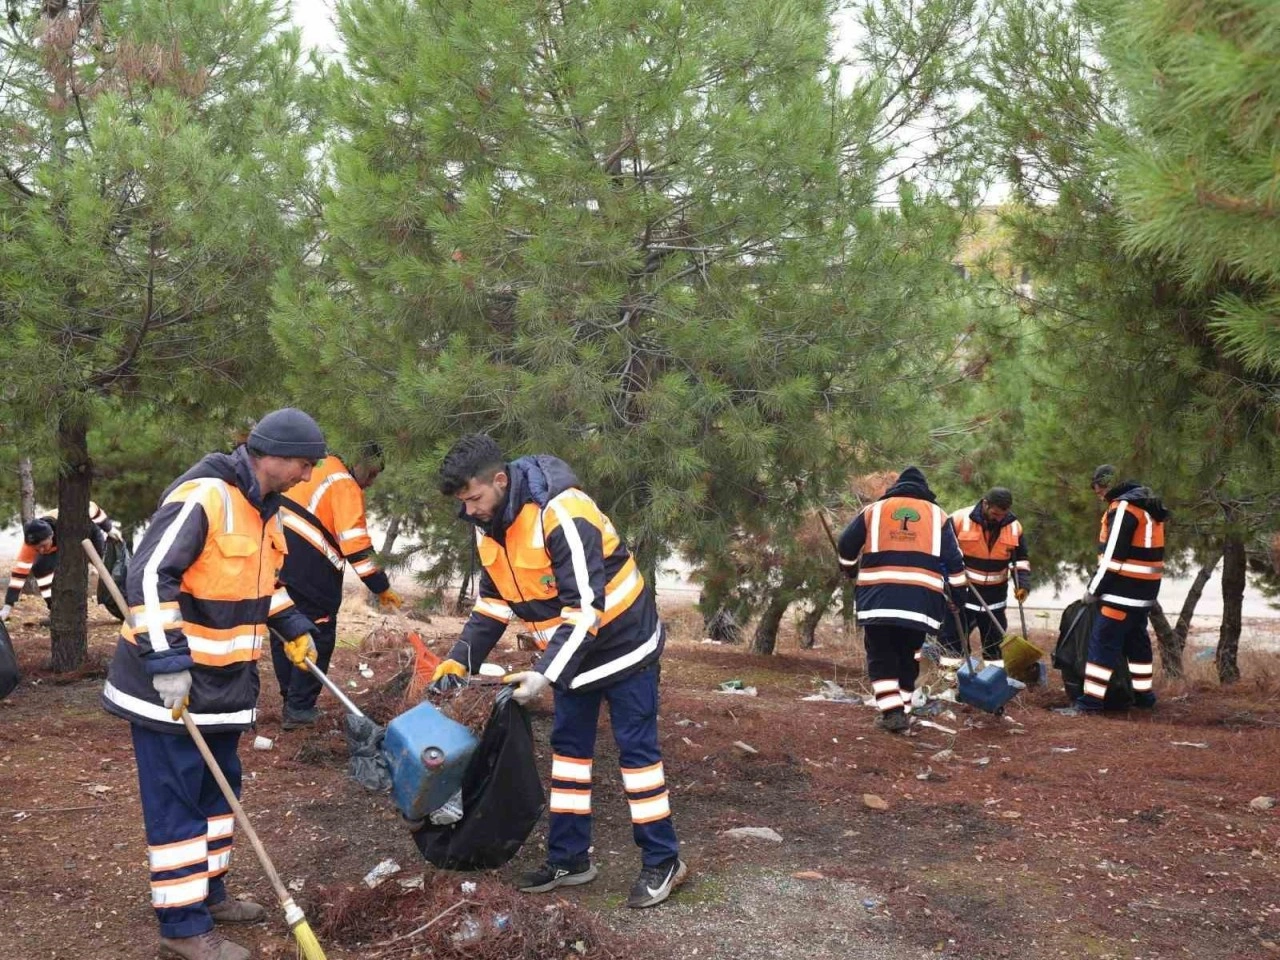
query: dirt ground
2 590 1280 960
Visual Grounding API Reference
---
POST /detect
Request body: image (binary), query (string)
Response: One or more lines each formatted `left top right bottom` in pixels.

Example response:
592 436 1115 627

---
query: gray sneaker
518 861 598 893
627 858 688 908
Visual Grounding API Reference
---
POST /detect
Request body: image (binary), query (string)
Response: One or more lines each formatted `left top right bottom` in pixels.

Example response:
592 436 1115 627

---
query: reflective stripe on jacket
103 448 313 733
1088 500 1165 609
950 503 1031 609
839 496 968 632
280 455 389 616
446 458 661 693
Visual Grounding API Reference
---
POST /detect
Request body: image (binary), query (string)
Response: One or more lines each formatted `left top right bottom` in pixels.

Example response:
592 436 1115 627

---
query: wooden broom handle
180 711 293 908
82 540 295 912
83 538 130 618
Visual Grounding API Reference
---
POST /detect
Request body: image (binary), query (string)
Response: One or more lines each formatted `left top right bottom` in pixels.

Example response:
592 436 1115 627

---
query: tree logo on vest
890 505 921 541
539 574 555 588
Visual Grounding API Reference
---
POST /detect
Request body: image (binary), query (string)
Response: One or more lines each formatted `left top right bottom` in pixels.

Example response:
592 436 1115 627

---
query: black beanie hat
1091 464 1117 487
247 408 327 460
23 518 54 545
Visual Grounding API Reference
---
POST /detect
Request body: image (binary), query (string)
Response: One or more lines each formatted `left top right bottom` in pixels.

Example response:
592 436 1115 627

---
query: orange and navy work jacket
280 455 390 617
838 493 969 632
1088 486 1166 611
445 455 661 693
4 501 113 607
949 503 1031 611
102 448 313 733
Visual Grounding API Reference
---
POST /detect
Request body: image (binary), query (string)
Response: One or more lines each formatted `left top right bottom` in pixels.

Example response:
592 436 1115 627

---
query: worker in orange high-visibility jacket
939 487 1031 669
1 502 117 622
838 466 969 734
429 434 686 910
1063 473 1167 715
272 441 401 729
101 408 326 960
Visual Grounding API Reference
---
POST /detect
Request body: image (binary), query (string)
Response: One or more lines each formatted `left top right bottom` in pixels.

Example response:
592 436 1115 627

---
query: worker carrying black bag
411 688 546 871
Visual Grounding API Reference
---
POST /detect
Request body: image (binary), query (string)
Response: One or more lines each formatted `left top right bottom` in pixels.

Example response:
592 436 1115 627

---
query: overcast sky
294 0 340 56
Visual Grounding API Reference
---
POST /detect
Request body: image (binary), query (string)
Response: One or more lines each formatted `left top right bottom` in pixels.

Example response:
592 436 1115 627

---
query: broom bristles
291 919 328 960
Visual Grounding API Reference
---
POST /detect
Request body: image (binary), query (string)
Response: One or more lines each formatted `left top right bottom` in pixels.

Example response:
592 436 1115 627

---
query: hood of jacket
161 446 279 519
1108 481 1169 522
881 466 937 504
461 454 581 538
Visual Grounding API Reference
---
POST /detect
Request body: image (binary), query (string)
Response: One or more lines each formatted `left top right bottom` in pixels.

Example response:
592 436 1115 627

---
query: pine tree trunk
49 413 91 673
453 540 476 616
18 457 36 523
380 513 403 556
799 576 840 649
1153 555 1218 678
1217 531 1245 685
749 573 802 655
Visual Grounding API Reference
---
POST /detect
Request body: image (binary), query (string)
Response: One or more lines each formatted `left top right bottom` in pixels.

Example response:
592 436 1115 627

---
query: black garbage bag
0 620 19 701
412 689 545 871
97 537 132 622
1053 600 1134 709
345 714 393 792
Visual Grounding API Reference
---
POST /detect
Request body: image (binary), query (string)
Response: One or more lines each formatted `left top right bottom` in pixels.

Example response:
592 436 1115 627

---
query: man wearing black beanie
101 407 326 960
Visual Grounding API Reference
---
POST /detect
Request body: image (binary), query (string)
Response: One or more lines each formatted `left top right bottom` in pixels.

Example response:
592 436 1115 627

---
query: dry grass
303 871 635 959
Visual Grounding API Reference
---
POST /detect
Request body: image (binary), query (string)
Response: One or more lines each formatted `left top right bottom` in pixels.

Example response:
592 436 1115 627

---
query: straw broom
83 539 328 960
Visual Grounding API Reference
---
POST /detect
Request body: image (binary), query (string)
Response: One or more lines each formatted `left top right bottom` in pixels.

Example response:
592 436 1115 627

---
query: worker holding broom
101 409 326 960
938 487 1031 669
430 434 686 908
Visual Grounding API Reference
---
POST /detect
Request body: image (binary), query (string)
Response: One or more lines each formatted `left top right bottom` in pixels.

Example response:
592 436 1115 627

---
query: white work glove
0 604 10 622
107 527 124 542
152 669 193 719
502 670 550 705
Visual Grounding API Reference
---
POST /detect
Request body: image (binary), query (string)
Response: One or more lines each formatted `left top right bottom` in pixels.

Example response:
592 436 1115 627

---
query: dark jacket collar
162 445 280 520
1106 481 1169 522
460 454 581 539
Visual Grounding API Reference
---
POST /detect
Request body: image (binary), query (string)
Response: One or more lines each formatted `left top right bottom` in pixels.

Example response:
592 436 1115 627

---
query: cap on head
1091 464 1117 488
247 408 327 461
23 518 54 545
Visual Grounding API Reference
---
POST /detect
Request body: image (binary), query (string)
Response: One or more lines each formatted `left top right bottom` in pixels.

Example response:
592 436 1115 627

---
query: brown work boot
158 930 250 960
208 897 267 923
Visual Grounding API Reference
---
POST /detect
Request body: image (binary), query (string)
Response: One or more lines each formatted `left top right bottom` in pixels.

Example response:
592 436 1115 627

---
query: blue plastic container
956 659 1019 714
382 700 480 821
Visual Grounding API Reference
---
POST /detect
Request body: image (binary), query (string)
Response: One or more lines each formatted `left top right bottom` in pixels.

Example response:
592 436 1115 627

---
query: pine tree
964 0 1280 682
275 0 982 632
0 0 318 668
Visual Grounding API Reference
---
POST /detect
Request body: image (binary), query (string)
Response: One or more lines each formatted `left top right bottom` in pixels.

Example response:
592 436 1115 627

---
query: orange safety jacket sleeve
124 497 210 676
327 478 391 596
3 543 39 607
536 514 608 685
448 567 511 671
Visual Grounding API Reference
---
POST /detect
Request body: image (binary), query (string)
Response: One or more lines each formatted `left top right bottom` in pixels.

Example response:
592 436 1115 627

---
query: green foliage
0 0 320 665
960 0 1280 619
277 0 984 607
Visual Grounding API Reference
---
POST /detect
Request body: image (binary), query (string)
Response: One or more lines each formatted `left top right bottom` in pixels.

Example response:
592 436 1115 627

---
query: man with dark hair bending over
430 434 686 908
